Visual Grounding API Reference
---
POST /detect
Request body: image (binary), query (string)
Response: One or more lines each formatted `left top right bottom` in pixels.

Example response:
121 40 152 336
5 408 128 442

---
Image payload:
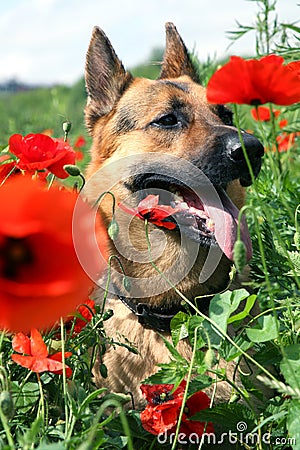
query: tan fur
83 23 263 408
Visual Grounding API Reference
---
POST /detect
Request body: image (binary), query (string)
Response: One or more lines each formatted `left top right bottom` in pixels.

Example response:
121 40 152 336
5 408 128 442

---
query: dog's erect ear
159 22 201 83
85 26 133 129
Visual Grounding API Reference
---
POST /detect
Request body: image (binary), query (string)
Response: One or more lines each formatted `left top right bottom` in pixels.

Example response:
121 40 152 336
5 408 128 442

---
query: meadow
0 0 300 449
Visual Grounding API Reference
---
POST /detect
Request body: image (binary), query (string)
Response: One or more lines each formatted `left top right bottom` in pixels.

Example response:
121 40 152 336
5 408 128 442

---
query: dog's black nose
225 132 264 162
223 131 264 186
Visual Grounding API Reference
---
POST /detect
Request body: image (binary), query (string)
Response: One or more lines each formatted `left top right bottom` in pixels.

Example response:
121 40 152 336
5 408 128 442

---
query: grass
0 0 300 448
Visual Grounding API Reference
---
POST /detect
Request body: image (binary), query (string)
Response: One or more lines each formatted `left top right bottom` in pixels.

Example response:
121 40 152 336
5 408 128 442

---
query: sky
0 0 299 85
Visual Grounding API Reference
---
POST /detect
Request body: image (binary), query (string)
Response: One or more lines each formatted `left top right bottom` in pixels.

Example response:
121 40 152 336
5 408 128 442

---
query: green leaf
188 315 205 349
158 333 187 363
35 443 65 450
170 311 189 346
282 23 300 34
11 381 40 412
187 376 213 396
252 342 282 366
190 403 256 432
280 345 300 390
78 388 108 415
220 334 253 361
205 289 250 347
227 294 257 324
287 400 300 450
246 314 278 343
143 360 187 385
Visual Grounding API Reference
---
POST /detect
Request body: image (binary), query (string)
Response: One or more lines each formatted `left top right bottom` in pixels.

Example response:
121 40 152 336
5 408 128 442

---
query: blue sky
0 0 299 85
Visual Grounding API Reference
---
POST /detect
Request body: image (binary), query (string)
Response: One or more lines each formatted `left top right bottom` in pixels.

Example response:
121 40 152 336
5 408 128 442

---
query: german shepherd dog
84 23 264 407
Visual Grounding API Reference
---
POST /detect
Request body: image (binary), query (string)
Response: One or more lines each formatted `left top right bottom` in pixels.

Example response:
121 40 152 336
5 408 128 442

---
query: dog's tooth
180 201 189 209
175 191 184 200
206 219 215 232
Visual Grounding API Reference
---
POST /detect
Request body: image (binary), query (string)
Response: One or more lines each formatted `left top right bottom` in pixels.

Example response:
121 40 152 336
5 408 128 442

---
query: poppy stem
60 317 69 437
92 190 116 215
170 326 200 450
0 404 14 447
36 373 45 431
232 104 257 189
47 173 55 190
143 222 279 384
254 105 279 180
0 165 17 187
269 105 283 174
101 255 127 316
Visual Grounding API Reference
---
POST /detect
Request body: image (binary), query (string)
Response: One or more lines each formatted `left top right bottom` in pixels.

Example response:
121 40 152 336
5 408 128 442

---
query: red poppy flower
9 133 76 179
11 328 72 377
65 299 96 335
207 55 300 106
179 389 214 436
140 381 213 437
250 106 280 121
75 151 84 161
286 60 300 77
276 132 296 152
0 155 17 184
0 176 107 332
74 136 87 149
119 195 180 230
279 119 288 129
140 383 185 434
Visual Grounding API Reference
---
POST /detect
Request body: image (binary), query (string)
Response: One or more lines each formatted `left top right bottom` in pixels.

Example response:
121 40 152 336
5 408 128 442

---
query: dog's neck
116 293 210 332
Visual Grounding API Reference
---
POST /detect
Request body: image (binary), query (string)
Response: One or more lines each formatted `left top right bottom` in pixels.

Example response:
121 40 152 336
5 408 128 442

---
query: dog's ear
85 26 133 130
159 22 201 83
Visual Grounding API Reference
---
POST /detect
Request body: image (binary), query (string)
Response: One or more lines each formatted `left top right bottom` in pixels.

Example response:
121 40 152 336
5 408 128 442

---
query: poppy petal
30 328 48 358
12 332 31 354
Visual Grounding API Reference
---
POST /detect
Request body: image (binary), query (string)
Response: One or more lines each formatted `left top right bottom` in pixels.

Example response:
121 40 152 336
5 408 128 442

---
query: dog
83 23 264 408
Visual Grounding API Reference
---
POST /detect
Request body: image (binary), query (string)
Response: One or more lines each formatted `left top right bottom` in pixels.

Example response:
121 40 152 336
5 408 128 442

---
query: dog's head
84 23 264 307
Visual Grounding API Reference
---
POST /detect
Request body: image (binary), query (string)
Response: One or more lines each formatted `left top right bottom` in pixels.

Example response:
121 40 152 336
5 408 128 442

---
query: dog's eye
152 114 179 128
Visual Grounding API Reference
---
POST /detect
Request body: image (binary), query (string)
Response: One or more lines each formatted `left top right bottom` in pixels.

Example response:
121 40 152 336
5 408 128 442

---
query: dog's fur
84 23 264 407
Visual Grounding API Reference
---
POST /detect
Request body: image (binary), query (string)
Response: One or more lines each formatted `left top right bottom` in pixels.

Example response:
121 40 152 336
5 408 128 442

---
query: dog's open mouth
124 175 252 262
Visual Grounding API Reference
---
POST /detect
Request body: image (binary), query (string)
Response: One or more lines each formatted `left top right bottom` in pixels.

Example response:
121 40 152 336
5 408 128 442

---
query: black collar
117 294 184 332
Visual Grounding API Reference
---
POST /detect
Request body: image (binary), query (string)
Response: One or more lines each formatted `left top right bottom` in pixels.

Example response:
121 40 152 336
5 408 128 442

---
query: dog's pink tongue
205 190 252 262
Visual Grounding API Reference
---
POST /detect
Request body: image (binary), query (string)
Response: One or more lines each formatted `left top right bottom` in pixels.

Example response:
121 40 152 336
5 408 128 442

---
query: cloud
0 0 298 84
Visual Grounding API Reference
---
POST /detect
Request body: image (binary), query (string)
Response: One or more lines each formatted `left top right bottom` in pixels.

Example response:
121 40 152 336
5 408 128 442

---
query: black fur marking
114 106 137 134
158 80 190 93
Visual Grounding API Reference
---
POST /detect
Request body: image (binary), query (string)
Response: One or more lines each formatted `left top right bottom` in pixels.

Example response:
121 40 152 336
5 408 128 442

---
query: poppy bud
63 164 81 177
123 276 131 292
99 363 108 378
108 218 119 240
294 231 300 251
62 121 72 134
103 309 114 321
0 391 14 418
233 239 247 273
204 348 215 368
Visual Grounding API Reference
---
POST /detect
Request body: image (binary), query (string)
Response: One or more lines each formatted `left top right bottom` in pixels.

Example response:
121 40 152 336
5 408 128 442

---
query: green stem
0 406 14 448
143 221 278 383
92 190 116 214
47 173 55 190
233 104 257 192
269 105 282 174
37 373 45 432
0 165 17 187
171 326 201 450
101 254 127 315
60 318 69 437
84 399 133 450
